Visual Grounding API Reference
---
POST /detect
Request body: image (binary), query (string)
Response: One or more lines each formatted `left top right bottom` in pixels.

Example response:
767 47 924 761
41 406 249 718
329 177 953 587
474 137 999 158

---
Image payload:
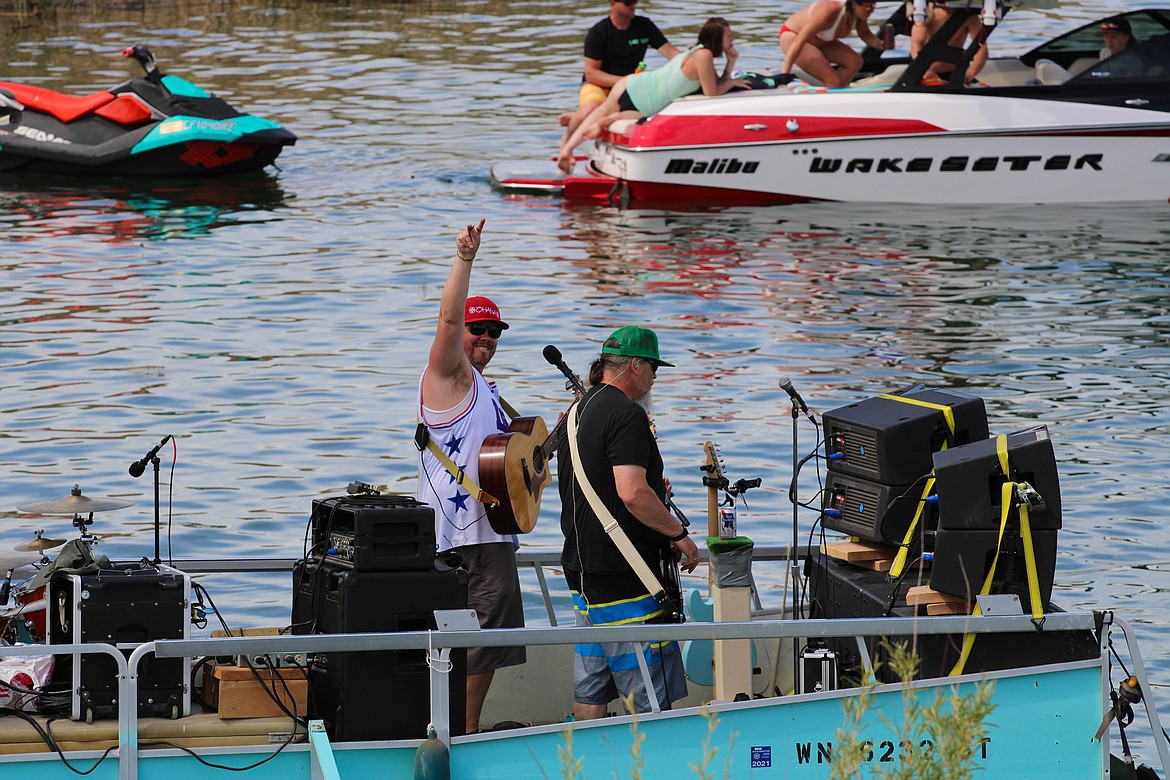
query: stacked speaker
929 425 1062 607
821 386 989 546
820 386 1062 610
293 495 467 741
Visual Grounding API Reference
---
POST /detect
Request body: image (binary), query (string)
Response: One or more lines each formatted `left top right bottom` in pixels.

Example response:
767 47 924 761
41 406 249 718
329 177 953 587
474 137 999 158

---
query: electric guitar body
479 416 552 535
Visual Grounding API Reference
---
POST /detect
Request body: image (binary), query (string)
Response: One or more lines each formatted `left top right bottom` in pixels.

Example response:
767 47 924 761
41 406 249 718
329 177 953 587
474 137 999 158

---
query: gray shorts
573 608 688 712
456 542 526 675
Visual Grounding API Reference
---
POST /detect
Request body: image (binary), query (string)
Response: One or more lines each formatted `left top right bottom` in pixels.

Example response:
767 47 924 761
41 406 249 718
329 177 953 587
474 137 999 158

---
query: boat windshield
1020 9 1170 81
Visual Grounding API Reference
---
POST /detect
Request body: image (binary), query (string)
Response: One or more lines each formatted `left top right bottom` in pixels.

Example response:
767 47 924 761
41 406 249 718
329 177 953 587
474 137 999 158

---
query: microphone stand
151 456 162 566
789 402 801 621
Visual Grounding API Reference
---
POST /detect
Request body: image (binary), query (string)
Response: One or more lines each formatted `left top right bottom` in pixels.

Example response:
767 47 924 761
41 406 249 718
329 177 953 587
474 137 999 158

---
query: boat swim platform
0 708 305 755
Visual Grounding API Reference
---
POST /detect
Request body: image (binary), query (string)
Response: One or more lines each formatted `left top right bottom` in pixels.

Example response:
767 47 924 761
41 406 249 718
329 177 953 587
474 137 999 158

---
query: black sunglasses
467 323 503 339
638 359 658 375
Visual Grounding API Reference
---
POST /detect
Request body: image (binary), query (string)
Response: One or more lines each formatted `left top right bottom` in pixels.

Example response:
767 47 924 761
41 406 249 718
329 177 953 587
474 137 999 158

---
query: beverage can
719 506 737 539
880 24 896 51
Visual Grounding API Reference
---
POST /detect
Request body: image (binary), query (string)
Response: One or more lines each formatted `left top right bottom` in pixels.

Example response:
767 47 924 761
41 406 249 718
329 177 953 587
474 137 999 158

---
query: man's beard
634 389 653 416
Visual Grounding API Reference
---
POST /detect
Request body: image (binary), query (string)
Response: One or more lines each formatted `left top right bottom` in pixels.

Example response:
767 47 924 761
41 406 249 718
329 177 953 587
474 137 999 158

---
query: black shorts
454 542 526 674
617 89 637 113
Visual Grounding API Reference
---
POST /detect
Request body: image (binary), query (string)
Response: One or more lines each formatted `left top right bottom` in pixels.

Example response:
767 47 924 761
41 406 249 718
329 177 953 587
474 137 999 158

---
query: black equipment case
49 562 191 721
311 494 436 571
292 559 468 741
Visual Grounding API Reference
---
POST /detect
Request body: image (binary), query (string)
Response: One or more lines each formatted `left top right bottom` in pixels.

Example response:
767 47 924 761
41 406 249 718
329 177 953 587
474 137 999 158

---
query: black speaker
310 494 436 571
292 560 467 741
823 387 989 485
822 472 925 546
929 527 1058 608
932 425 1062 531
49 563 191 721
807 552 1091 683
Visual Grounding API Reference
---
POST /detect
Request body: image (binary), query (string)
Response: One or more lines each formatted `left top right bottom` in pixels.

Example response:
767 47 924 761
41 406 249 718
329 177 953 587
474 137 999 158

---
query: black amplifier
822 472 924 546
932 425 1062 531
48 562 191 722
806 552 1093 683
823 386 989 485
291 559 468 741
312 494 436 571
929 526 1058 608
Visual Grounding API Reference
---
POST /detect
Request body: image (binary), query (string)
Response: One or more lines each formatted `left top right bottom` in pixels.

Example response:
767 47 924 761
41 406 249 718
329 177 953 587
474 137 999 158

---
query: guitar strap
498 395 521 420
414 417 500 509
566 401 671 605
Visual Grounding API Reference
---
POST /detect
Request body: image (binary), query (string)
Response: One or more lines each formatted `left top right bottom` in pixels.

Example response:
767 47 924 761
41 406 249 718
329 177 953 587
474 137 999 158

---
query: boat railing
171 543 799 626
6 549 1169 779
147 611 1166 774
4 601 1168 779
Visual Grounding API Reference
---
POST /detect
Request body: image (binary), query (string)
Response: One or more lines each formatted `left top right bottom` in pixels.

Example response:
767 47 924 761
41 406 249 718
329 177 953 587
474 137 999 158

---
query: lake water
1 0 1169 758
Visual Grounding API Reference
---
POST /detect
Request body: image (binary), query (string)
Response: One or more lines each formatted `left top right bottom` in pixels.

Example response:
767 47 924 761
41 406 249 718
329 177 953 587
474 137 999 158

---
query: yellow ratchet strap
949 436 1045 676
890 476 936 578
879 393 957 444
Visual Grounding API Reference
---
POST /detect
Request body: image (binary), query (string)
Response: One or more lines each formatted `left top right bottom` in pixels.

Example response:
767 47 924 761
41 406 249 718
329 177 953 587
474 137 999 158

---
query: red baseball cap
465 295 510 329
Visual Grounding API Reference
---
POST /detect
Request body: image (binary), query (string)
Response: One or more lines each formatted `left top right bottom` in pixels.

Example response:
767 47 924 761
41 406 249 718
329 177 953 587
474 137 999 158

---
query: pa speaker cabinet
932 425 1062 531
49 562 191 722
929 527 1058 608
311 494 436 571
292 560 468 741
823 387 989 485
822 472 923 546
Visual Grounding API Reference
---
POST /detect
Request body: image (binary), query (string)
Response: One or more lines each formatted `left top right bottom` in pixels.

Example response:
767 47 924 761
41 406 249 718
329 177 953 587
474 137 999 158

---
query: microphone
778 377 813 419
542 344 564 367
129 435 172 478
544 345 586 396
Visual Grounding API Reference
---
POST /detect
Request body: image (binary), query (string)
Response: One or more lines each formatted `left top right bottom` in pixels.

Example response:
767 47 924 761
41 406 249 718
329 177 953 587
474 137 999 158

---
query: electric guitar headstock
702 441 726 538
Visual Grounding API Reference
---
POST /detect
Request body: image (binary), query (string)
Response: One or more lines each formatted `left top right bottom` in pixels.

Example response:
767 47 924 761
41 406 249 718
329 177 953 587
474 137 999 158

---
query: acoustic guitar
481 348 588 536
479 416 554 535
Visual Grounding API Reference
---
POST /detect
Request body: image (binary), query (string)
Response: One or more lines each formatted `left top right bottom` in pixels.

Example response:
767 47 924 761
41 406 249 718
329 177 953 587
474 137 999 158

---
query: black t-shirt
582 16 670 82
559 383 667 575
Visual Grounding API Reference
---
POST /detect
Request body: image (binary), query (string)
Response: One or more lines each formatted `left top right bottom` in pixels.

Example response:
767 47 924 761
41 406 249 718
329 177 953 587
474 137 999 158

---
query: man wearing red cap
417 218 525 734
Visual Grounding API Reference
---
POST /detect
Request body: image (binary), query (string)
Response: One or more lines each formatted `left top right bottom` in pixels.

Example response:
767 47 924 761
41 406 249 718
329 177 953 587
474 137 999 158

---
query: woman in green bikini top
558 17 751 174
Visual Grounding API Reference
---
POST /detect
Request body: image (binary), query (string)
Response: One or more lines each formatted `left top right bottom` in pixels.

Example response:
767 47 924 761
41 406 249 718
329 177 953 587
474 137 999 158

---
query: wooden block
209 664 309 719
820 540 895 562
854 558 893 572
211 627 284 638
927 602 972 616
905 585 970 606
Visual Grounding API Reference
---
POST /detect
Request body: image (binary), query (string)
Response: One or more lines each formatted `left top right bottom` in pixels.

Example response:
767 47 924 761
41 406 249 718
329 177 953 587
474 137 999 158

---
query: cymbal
0 551 40 572
14 536 66 552
16 484 133 515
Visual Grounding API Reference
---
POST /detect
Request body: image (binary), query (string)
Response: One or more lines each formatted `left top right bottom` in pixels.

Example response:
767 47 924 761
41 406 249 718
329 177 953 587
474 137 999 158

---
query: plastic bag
0 652 54 711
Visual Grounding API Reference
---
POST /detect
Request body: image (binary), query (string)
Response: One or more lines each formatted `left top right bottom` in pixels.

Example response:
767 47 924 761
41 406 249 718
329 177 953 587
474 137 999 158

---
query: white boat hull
591 91 1170 204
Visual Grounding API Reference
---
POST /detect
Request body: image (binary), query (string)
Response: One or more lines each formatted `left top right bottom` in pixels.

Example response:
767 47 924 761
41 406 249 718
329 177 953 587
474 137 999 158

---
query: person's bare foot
556 151 575 174
558 112 574 127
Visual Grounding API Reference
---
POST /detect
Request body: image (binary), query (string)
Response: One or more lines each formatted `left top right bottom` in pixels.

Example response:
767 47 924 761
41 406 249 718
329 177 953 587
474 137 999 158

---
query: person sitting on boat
417 218 526 735
557 17 751 174
778 0 883 88
559 0 681 147
558 325 700 718
1096 17 1143 77
1034 16 1141 84
909 0 988 86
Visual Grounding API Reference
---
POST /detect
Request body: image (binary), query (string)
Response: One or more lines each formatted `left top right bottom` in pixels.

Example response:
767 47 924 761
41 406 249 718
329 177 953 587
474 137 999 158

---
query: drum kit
1 485 134 638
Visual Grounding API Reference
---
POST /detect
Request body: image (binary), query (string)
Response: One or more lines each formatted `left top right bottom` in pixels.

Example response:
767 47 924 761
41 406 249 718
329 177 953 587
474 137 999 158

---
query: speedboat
492 3 1170 206
0 46 296 176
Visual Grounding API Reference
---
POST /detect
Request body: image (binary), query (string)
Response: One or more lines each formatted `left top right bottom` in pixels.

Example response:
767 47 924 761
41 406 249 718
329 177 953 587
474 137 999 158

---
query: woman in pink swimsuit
779 0 882 88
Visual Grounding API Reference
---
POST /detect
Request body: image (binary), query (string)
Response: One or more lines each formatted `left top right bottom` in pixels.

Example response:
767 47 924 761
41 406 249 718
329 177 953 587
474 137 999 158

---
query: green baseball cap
602 325 674 367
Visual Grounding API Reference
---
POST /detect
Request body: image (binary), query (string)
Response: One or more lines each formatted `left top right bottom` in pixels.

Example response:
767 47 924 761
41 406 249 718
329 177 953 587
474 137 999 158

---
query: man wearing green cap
557 325 699 719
